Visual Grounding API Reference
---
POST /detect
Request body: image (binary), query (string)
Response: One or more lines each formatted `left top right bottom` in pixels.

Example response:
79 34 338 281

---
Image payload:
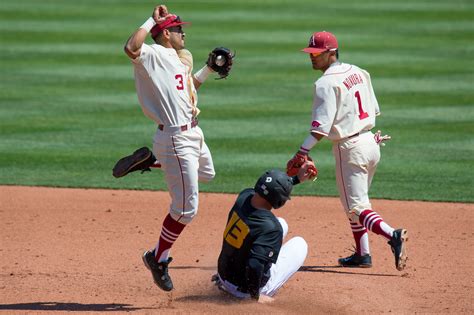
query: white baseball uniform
309 61 381 214
131 43 215 224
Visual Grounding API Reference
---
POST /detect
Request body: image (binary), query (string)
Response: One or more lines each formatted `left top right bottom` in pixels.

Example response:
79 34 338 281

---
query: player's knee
277 217 288 239
346 207 366 224
169 207 198 225
199 170 215 182
289 236 308 264
170 194 199 224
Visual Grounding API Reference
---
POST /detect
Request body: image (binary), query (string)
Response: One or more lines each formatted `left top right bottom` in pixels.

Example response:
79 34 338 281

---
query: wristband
194 65 212 83
300 134 318 153
140 17 156 33
291 175 301 185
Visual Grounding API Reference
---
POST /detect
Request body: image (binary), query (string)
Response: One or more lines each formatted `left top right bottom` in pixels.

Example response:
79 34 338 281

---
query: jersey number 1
355 91 369 120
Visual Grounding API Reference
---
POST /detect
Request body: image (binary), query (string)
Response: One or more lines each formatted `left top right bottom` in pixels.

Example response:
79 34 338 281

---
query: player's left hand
257 294 274 304
206 47 235 79
286 151 308 176
374 130 391 146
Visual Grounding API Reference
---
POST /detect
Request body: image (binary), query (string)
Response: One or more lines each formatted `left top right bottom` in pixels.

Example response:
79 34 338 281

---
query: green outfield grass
1 0 473 202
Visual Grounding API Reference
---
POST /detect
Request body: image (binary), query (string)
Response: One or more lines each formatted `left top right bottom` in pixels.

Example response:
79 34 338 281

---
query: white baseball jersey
129 43 214 227
132 43 196 127
309 62 380 141
304 60 397 259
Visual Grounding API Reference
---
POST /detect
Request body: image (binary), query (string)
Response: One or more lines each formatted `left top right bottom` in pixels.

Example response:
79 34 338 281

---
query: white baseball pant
153 125 215 225
333 130 380 215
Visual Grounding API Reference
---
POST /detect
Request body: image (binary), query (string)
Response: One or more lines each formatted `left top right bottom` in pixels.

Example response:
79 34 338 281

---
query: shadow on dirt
171 265 216 271
299 265 399 277
0 302 149 312
175 287 251 305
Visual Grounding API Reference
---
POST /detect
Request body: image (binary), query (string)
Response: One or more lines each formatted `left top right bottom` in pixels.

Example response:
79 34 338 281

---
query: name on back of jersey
343 73 364 91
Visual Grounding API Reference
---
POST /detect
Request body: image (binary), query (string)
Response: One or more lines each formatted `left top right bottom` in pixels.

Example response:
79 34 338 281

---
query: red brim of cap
301 47 327 54
169 21 191 28
151 21 191 38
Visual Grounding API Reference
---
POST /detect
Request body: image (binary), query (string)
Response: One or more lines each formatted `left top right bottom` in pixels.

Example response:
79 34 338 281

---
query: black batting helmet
254 169 293 209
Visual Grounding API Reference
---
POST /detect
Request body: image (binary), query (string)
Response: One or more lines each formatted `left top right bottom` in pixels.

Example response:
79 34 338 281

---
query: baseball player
122 5 233 291
212 163 316 303
286 31 408 270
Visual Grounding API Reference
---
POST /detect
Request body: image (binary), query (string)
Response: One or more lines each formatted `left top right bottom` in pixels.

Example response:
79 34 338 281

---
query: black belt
347 129 371 139
158 119 198 132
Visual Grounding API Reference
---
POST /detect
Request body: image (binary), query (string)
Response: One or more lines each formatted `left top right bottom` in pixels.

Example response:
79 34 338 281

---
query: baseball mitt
286 153 317 178
206 47 235 79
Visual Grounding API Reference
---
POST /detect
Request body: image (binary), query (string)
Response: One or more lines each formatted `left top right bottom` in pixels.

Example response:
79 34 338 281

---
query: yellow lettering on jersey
223 211 250 249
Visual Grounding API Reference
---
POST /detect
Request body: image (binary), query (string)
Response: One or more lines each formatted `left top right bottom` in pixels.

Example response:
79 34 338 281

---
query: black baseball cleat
338 253 372 268
388 229 408 271
142 250 174 291
112 147 157 178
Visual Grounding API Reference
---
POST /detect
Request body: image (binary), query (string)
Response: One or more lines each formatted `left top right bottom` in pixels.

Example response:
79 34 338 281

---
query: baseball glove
286 153 318 178
206 47 235 79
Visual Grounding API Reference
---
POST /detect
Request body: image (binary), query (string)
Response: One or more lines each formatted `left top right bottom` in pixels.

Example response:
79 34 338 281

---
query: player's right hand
152 5 170 24
297 161 318 182
374 130 391 146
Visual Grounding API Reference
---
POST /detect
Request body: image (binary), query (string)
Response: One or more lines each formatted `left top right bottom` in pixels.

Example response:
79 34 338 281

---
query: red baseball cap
151 15 190 39
302 31 338 54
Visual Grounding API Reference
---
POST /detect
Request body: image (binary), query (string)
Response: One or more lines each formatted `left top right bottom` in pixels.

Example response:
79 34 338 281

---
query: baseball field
1 0 473 314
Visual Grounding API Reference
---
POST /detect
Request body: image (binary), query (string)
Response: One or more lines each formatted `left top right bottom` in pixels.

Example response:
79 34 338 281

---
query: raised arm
124 29 149 59
124 5 169 59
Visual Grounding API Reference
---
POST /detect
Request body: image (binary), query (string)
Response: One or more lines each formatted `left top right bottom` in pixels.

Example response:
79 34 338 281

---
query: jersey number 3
355 91 369 120
175 74 184 90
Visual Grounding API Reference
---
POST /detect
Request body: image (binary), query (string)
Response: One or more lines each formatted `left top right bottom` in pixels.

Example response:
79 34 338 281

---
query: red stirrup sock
359 209 394 240
154 214 186 262
150 161 161 168
350 222 370 255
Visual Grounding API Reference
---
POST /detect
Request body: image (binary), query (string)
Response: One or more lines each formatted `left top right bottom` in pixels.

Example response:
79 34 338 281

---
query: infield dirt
1 186 473 314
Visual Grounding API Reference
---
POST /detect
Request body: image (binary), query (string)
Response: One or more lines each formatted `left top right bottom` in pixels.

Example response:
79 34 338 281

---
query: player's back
317 62 380 140
217 188 281 288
